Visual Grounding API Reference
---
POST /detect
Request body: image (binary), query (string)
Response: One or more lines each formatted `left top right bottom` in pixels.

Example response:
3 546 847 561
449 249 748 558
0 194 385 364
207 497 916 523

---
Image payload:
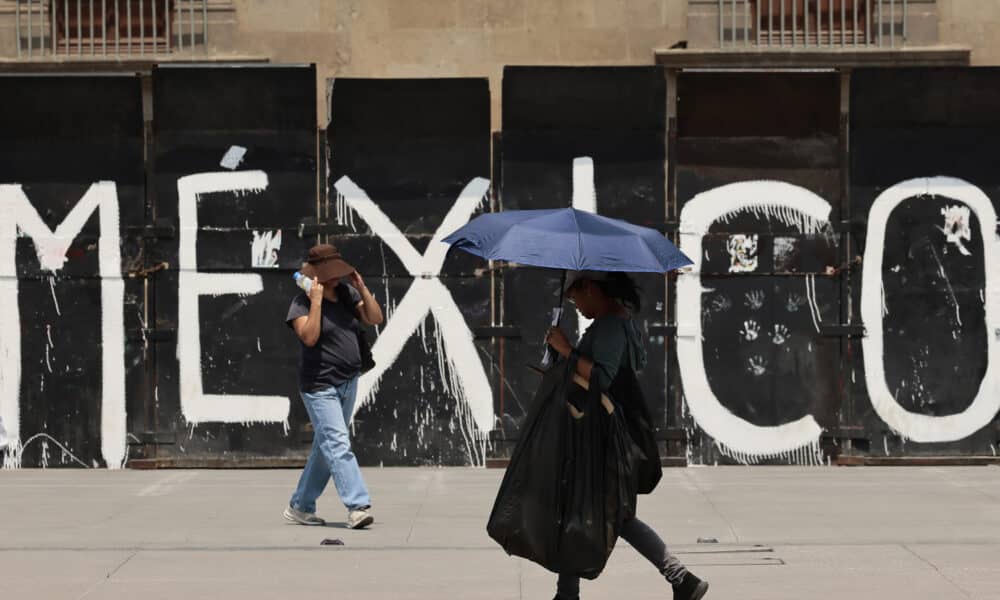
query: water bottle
293 271 313 294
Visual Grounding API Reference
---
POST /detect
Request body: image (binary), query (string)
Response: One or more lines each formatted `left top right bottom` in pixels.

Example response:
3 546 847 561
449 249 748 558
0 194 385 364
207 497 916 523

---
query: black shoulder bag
337 283 376 373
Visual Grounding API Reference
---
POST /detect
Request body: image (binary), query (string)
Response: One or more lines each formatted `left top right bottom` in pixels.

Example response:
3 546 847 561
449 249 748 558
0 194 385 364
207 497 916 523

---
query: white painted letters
176 172 290 426
0 182 125 468
677 181 830 463
333 176 494 460
861 177 1000 442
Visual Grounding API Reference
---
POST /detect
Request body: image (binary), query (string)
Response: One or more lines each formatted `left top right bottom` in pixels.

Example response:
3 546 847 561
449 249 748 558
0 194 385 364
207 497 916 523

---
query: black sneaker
672 572 709 600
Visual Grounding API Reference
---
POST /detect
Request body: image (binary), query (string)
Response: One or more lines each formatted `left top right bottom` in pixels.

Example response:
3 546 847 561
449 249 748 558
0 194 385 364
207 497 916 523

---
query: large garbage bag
487 361 644 579
609 367 662 495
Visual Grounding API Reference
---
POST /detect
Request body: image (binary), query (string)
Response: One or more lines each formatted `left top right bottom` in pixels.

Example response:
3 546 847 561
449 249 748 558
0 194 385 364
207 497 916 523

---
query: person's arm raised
292 279 324 347
349 271 384 326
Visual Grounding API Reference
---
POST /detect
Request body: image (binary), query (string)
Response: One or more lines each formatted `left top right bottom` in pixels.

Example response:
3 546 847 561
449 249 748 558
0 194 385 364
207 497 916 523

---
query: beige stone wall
938 0 1000 65
222 0 688 129
5 0 1000 127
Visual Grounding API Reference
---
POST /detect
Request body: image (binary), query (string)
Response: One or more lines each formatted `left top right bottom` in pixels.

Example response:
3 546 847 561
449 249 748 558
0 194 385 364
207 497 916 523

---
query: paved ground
2 466 1000 599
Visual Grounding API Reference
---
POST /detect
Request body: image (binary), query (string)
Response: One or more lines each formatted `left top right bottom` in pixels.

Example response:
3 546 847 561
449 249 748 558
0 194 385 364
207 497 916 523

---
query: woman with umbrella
545 270 709 600
444 208 709 600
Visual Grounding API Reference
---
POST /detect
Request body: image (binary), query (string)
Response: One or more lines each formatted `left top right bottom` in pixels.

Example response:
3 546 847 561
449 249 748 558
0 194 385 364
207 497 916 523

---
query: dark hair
593 272 642 312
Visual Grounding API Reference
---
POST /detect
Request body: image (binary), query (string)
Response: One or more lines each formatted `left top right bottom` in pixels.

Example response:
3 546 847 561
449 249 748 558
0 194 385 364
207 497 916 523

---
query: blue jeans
290 378 372 513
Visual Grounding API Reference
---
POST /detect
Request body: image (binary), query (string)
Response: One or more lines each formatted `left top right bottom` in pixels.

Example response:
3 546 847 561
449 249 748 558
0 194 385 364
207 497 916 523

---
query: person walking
544 271 709 600
283 243 384 529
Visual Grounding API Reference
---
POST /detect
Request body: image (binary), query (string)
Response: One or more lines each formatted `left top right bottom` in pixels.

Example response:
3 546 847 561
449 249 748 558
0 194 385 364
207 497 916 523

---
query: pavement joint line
901 544 974 599
681 469 741 544
72 550 138 600
0 545 778 553
106 549 139 579
136 471 198 497
517 554 523 600
928 467 1000 503
406 472 434 544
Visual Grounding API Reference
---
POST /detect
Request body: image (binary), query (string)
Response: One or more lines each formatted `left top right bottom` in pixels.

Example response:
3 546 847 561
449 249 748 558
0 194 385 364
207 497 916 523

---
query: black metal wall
671 72 845 464
848 68 1000 458
0 75 145 468
326 78 494 466
497 66 669 445
1 66 998 468
149 65 318 464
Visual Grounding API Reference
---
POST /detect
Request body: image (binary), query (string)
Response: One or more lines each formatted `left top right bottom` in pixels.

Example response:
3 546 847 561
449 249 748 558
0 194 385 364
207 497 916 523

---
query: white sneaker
283 506 325 526
347 507 374 529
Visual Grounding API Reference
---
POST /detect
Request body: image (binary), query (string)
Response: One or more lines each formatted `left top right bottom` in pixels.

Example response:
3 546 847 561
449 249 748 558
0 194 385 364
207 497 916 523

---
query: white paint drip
250 229 281 268
715 438 824 466
334 189 357 231
571 157 596 339
804 274 823 333
333 175 494 463
861 177 1000 443
177 172 289 427
928 244 963 327
0 182 126 469
3 432 91 469
48 276 62 316
676 180 829 461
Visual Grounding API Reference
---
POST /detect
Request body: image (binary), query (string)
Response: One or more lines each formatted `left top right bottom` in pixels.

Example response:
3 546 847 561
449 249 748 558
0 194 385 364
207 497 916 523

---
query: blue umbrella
443 208 692 366
441 208 692 273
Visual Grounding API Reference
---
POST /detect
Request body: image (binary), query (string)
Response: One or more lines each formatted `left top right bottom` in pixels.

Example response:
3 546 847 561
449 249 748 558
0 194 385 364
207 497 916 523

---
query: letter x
332 176 494 435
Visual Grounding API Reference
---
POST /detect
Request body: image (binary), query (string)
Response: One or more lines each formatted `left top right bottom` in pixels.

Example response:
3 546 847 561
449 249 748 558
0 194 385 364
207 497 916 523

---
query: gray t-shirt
286 284 363 392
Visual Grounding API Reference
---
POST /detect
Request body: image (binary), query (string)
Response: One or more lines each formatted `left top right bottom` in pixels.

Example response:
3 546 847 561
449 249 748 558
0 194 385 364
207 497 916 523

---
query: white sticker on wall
251 230 281 268
220 146 248 171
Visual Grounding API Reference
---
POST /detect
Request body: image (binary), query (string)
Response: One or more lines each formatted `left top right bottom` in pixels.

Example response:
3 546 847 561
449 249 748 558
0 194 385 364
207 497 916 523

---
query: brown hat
300 243 355 283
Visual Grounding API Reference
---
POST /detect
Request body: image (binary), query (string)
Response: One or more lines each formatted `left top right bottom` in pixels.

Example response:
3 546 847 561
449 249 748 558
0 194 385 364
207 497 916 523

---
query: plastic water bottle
293 271 313 294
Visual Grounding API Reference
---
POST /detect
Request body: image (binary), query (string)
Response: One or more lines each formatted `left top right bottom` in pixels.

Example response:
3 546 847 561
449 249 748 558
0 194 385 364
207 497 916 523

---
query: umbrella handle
541 270 568 367
556 269 567 319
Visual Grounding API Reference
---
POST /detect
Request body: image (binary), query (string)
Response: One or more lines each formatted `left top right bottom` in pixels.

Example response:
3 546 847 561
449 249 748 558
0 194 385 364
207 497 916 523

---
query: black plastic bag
609 367 662 495
487 361 643 579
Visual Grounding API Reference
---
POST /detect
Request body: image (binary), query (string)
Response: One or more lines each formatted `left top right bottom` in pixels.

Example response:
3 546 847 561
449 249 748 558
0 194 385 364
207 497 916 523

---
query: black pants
556 517 687 599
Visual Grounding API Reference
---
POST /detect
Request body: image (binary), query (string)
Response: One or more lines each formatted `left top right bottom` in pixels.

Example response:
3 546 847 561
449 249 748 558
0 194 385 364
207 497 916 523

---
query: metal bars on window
718 0 908 48
15 0 208 58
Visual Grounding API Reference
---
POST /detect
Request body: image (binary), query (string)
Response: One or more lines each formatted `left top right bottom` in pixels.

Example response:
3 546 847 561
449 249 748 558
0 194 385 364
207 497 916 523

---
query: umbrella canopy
442 208 692 273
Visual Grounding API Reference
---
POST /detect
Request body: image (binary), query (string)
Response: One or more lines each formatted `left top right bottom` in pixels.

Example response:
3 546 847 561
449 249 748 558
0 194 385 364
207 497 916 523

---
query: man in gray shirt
284 243 384 529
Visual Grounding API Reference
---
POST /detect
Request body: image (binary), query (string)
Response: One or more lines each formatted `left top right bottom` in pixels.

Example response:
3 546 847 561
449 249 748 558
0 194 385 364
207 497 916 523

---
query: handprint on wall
747 355 768 376
744 289 765 311
740 320 760 341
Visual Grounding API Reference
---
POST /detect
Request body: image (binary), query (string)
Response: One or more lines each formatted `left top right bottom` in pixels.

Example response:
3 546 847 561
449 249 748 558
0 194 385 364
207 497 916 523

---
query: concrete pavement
2 466 1000 599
